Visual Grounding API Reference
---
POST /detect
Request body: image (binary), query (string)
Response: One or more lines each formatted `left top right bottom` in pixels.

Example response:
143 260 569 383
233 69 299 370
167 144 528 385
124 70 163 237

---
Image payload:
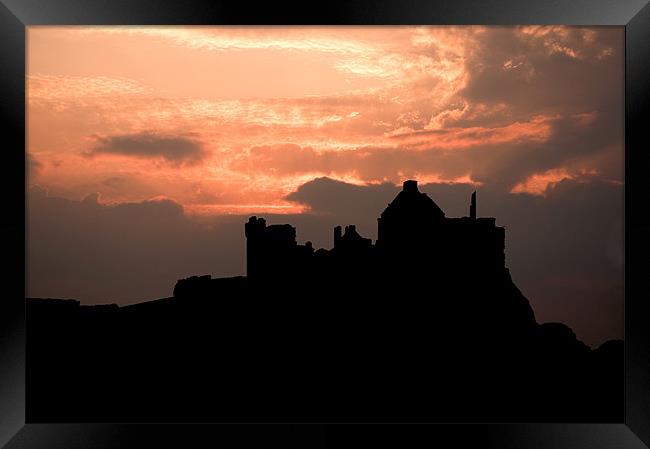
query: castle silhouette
27 179 623 423
175 180 509 295
248 180 502 275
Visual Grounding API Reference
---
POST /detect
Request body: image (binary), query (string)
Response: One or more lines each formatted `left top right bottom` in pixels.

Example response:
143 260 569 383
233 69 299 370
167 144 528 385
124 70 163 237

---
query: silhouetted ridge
26 179 623 423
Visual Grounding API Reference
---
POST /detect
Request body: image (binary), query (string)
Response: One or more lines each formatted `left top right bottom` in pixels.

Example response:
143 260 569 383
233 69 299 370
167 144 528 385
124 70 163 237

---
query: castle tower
245 216 298 280
376 180 445 249
245 216 266 279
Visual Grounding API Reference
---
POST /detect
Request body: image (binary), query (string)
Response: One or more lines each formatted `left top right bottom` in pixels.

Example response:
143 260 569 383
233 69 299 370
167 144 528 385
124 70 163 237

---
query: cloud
101 175 161 199
286 177 399 219
77 27 378 55
27 189 245 304
230 107 618 190
458 27 622 119
88 132 206 164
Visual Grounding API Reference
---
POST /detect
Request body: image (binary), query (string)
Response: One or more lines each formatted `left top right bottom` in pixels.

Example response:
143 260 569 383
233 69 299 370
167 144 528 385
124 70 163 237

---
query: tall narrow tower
245 216 266 279
470 191 477 220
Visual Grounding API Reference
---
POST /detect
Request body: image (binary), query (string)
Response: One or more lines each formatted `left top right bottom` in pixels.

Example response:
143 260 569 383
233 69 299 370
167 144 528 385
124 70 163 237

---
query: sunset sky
27 26 623 346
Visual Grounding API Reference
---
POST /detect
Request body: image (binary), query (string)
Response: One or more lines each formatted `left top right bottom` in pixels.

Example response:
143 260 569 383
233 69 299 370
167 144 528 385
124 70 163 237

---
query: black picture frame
1 1 649 447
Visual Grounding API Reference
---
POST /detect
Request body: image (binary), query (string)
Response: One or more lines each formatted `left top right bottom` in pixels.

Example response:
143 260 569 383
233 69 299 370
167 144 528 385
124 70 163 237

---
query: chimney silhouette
470 191 477 220
403 180 418 192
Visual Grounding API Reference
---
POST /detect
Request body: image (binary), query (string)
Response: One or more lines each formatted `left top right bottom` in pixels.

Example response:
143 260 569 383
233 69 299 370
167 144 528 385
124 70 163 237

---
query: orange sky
27 26 623 216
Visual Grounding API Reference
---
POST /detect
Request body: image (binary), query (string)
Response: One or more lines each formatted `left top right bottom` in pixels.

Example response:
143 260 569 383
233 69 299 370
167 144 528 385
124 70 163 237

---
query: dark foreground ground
26 267 623 423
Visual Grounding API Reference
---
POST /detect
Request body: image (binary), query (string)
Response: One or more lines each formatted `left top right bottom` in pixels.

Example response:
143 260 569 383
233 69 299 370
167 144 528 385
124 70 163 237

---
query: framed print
1 0 650 448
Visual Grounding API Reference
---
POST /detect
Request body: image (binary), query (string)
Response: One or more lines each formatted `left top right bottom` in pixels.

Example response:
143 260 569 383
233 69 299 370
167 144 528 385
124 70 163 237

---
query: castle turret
245 216 267 279
403 179 419 193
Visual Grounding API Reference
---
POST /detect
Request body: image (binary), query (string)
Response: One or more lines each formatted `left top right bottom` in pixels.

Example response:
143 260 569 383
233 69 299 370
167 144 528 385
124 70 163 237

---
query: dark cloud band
89 132 206 164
